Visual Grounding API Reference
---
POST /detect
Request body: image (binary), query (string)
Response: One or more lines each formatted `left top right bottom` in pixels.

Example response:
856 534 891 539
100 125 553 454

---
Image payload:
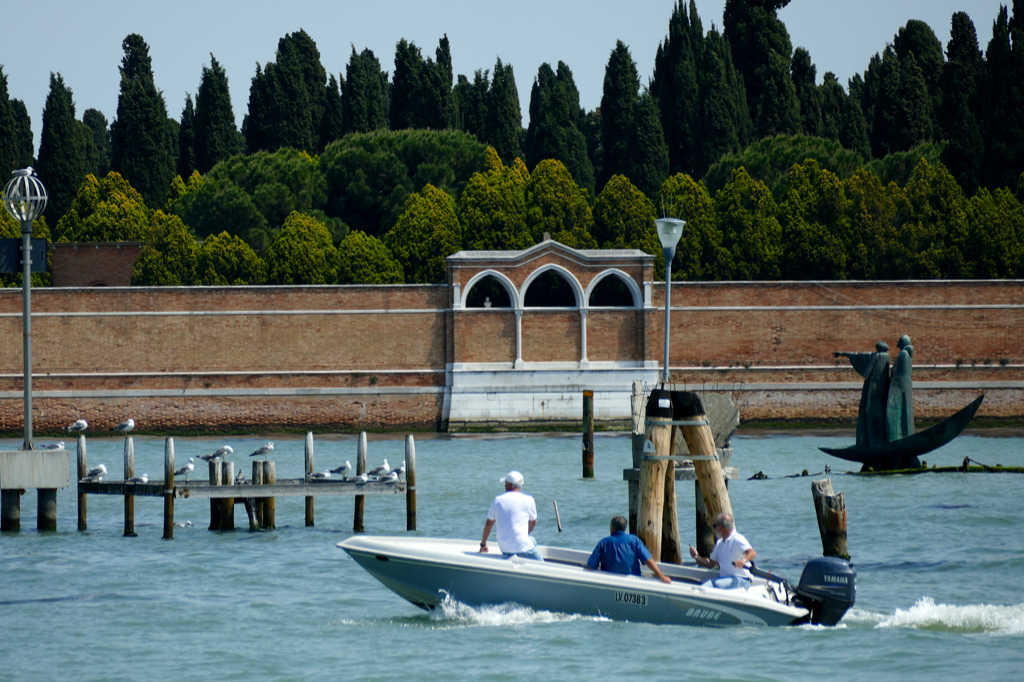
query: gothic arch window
465 274 513 308
522 268 581 308
586 270 641 308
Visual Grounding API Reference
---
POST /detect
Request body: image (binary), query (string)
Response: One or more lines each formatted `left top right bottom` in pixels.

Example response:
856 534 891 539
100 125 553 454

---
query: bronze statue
833 341 891 448
886 335 915 441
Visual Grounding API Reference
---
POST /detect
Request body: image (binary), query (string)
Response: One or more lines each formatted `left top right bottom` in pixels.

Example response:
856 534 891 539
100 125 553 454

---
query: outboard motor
795 556 856 625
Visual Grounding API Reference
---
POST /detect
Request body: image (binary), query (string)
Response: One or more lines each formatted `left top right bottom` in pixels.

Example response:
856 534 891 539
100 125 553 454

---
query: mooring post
812 479 849 560
124 436 137 537
263 461 276 529
221 461 235 530
628 381 644 535
77 434 87 531
405 435 416 531
305 432 315 527
637 389 673 561
660 423 682 565
676 392 732 524
163 438 175 540
353 431 367 533
694 481 715 557
37 489 57 531
0 489 19 531
582 390 595 478
208 460 222 531
253 462 264 528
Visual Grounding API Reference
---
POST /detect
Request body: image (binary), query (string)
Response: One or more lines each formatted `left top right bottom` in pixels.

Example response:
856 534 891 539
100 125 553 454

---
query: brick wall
52 243 143 287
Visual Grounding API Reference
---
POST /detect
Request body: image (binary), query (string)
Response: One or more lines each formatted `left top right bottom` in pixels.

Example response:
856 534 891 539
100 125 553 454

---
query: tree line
0 1 1022 286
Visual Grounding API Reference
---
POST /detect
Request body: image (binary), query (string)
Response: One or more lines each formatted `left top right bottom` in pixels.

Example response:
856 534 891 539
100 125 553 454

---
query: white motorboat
338 536 855 627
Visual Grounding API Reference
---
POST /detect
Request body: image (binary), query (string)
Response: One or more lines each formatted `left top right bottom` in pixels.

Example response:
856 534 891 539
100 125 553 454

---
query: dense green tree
177 94 196 181
36 73 84 222
980 4 1024 189
598 41 640 191
839 95 871 160
778 159 852 279
592 174 659 261
659 173 725 280
581 108 602 183
0 66 22 174
132 211 198 285
322 129 486 237
938 13 984 192
333 230 404 284
523 62 594 195
819 72 846 142
383 183 461 283
165 169 203 212
426 34 455 130
390 36 455 131
963 187 1024 278
485 58 522 165
867 46 901 158
10 99 34 168
322 74 345 146
896 53 933 150
843 168 903 279
792 47 822 136
714 167 782 280
265 211 336 284
111 34 175 209
755 52 802 138
342 47 390 135
82 109 110 178
523 159 595 249
458 152 531 250
196 231 268 285
696 28 750 175
900 159 969 277
54 172 152 242
892 19 944 121
194 55 238 173
865 141 945 188
652 0 702 176
454 70 488 139
624 90 670 201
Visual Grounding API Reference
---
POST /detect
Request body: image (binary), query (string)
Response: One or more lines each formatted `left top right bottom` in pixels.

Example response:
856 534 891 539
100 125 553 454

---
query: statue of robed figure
833 341 891 448
886 335 915 441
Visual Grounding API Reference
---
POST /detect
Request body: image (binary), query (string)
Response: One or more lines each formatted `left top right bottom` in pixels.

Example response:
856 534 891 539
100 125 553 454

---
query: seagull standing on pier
367 458 390 478
353 473 369 484
66 419 88 433
127 473 149 484
82 464 106 482
309 470 331 480
199 445 233 463
114 419 135 434
174 458 195 483
329 461 352 479
248 442 274 460
235 469 247 485
39 442 65 450
392 461 406 480
380 471 399 484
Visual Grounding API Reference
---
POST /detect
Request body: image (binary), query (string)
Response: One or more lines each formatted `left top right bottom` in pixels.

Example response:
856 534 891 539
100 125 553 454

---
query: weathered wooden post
305 432 315 527
252 462 264 528
628 381 645 535
77 434 87 531
636 388 673 560
37 488 57 531
405 435 416 531
812 479 849 560
124 436 137 537
582 390 595 478
353 432 367 533
221 461 235 530
660 424 683 565
162 438 175 540
0 489 19 531
208 459 222 530
263 461 276 529
675 392 732 523
694 482 716 557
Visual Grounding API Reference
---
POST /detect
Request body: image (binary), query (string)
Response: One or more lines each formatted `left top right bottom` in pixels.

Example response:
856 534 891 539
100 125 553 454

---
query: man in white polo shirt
479 471 542 561
688 512 756 588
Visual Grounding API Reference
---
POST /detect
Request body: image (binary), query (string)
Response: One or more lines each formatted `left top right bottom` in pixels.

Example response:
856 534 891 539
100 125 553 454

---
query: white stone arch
520 263 585 309
460 269 520 309
584 268 643 309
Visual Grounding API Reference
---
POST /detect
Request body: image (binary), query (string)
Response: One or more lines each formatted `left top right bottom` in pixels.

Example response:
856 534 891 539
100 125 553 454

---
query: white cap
500 471 524 487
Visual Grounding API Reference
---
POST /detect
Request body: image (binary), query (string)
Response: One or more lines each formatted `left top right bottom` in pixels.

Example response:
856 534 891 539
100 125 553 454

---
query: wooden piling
812 479 849 560
0 489 19 531
263 461 276 529
354 431 367 533
208 460 222 530
221 461 235 530
660 424 683 564
162 438 175 540
77 434 87 531
305 432 315 527
628 381 645 535
675 393 732 523
405 435 416 531
636 389 673 561
124 436 137 537
253 462 264 528
694 481 715 557
582 390 595 478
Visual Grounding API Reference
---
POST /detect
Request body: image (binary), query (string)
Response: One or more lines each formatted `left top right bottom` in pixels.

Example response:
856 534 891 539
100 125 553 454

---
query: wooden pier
75 432 417 539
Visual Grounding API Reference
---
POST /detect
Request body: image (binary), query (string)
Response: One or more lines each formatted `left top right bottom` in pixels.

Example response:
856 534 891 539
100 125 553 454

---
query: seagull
309 470 331 480
353 473 369 484
380 471 399 484
173 458 195 483
235 469 247 485
39 442 66 450
392 461 406 480
367 458 390 477
198 445 233 463
329 461 352 479
114 419 135 434
248 442 274 460
66 419 88 433
173 520 194 528
81 463 107 482
127 473 149 484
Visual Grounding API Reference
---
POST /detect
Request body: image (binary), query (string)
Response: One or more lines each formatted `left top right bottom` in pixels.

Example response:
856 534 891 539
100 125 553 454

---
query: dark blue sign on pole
0 238 48 273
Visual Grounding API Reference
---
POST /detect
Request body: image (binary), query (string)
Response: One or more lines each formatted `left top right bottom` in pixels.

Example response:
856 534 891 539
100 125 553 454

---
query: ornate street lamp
3 168 48 450
655 217 685 385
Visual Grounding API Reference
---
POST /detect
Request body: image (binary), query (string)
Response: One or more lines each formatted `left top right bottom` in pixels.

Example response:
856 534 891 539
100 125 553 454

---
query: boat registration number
615 591 647 606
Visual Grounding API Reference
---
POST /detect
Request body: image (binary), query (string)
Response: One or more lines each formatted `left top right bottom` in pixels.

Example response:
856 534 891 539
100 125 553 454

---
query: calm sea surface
2 431 1022 681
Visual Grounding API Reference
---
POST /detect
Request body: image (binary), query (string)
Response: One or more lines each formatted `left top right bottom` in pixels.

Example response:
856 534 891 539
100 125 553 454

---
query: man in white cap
480 471 542 561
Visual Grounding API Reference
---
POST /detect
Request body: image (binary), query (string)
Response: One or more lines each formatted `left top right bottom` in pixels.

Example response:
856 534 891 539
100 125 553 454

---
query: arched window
523 270 578 307
465 275 513 308
588 275 634 307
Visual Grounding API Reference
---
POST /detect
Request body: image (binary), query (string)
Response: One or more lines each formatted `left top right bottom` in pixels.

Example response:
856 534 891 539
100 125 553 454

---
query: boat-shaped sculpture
338 536 855 627
819 395 984 469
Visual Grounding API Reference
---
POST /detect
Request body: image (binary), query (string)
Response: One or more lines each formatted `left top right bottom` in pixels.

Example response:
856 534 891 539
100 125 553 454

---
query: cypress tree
893 19 944 121
755 52 802 138
177 94 196 180
840 96 871 161
697 34 741 175
10 100 33 167
523 62 593 195
82 109 110 177
896 53 933 150
0 66 19 174
194 54 238 173
870 47 902 157
243 63 273 153
342 47 389 135
390 39 425 130
454 70 488 139
624 90 669 201
36 73 84 222
939 12 984 192
322 74 345 147
485 58 522 165
651 0 702 176
819 72 846 141
111 33 174 209
981 3 1024 189
791 47 822 136
598 40 640 191
424 35 455 130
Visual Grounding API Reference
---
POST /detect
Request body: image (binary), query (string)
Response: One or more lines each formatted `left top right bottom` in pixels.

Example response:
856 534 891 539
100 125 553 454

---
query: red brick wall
52 243 142 287
460 311 516 364
521 311 580 362
587 310 641 362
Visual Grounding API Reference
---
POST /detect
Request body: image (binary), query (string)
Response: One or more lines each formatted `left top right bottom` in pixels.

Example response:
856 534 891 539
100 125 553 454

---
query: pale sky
0 1 1007 154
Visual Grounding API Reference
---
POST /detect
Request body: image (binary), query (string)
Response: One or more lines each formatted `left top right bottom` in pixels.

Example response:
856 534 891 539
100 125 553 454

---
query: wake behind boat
338 535 855 627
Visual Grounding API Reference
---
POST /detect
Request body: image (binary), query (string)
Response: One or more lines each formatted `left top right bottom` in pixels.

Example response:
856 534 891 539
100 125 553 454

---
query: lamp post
655 217 685 385
2 168 48 450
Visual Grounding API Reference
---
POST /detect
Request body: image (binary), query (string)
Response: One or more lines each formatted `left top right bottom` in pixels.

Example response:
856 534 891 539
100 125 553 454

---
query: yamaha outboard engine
795 556 856 625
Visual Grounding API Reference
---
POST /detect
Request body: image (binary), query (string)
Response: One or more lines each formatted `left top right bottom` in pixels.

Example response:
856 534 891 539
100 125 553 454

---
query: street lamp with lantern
655 217 685 385
2 168 48 450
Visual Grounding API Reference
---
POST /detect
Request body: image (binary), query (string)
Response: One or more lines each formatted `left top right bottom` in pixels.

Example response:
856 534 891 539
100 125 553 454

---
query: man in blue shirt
586 516 671 583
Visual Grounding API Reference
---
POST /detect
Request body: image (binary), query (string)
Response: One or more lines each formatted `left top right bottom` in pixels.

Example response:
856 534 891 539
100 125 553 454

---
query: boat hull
338 536 809 627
